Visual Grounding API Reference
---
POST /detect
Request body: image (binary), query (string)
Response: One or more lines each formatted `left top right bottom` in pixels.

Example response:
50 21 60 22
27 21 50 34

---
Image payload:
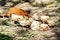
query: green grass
2 19 10 26
18 28 35 40
0 33 13 40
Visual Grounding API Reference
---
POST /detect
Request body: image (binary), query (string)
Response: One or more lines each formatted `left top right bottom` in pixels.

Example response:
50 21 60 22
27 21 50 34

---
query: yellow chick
29 17 34 23
31 21 42 30
32 13 39 20
47 20 55 26
40 16 49 22
40 24 49 31
11 14 24 21
19 19 31 26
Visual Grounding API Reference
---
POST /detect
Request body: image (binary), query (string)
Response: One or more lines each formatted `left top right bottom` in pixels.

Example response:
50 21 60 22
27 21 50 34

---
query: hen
5 7 29 17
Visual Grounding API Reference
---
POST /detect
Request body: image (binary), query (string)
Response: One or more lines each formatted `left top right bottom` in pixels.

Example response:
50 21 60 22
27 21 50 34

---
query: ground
0 0 60 40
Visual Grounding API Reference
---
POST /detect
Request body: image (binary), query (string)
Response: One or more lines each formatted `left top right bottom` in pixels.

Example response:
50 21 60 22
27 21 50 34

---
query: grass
2 19 10 26
18 37 28 40
55 0 60 7
17 28 35 40
0 26 15 37
0 33 13 40
43 35 49 38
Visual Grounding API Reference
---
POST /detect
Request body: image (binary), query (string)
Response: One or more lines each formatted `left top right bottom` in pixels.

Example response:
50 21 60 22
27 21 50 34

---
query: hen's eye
26 15 28 16
4 16 9 18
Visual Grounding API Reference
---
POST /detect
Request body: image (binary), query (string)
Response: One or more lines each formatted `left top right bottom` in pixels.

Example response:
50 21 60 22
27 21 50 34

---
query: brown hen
5 7 29 17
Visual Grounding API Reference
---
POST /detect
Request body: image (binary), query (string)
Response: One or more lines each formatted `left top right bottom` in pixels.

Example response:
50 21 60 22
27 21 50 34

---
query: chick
31 21 42 30
32 13 39 20
40 16 49 22
11 14 24 21
40 24 49 31
47 20 55 26
19 19 31 26
29 17 34 23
